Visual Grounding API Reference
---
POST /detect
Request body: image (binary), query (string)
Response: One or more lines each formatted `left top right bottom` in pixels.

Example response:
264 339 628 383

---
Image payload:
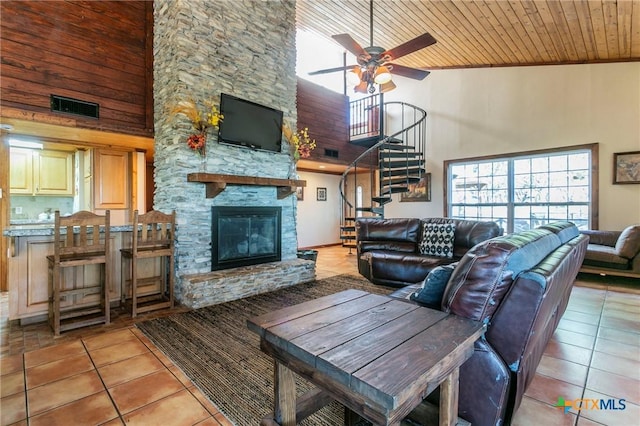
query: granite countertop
3 224 134 237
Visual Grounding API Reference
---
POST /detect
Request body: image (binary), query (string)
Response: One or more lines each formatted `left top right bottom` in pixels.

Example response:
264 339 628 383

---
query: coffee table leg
273 360 297 426
439 367 460 426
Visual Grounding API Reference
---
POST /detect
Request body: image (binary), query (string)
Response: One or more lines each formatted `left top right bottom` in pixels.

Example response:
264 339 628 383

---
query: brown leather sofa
390 222 589 426
355 217 502 287
579 225 640 278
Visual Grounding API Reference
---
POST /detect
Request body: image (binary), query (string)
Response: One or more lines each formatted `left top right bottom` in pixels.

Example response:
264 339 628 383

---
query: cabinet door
9 148 34 194
94 149 129 209
36 150 74 195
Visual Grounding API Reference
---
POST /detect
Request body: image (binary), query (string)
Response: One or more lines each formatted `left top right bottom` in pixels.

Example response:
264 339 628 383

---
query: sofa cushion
368 251 453 283
419 222 456 258
442 229 562 323
583 245 630 270
410 263 456 308
356 218 421 243
539 221 580 244
614 225 640 259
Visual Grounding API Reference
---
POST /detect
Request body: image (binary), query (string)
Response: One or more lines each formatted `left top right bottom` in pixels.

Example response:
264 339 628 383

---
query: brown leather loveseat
390 222 589 426
356 217 502 287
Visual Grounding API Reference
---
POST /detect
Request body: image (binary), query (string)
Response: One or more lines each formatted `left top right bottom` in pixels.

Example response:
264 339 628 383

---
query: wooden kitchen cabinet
94 148 129 209
9 148 74 195
8 233 122 321
36 150 74 195
9 148 34 194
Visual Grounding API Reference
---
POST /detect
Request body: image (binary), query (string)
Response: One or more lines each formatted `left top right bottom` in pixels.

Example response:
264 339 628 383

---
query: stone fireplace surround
152 1 314 308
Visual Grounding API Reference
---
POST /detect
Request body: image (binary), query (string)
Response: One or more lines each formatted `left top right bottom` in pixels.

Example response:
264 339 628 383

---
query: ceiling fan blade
308 65 358 76
389 64 431 80
332 33 367 57
383 33 437 61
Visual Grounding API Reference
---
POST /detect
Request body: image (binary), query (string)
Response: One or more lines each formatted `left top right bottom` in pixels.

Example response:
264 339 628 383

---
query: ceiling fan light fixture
379 80 397 93
346 66 362 86
354 81 369 94
373 66 392 84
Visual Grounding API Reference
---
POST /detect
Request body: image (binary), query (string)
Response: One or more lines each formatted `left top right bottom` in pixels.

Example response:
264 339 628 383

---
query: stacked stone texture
154 0 310 305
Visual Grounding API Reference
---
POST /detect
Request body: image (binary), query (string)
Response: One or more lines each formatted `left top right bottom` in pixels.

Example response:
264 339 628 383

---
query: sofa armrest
580 230 620 247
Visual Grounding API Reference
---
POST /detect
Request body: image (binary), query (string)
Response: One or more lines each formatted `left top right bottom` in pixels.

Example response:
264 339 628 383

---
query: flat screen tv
217 93 284 153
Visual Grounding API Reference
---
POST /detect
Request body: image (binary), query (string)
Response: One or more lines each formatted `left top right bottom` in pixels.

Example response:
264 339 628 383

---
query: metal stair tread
380 176 422 185
381 186 411 195
371 196 392 205
380 159 423 168
379 143 415 151
380 167 426 177
380 151 423 159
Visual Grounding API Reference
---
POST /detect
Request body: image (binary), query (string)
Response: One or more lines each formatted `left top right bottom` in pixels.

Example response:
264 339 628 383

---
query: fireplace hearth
211 206 281 270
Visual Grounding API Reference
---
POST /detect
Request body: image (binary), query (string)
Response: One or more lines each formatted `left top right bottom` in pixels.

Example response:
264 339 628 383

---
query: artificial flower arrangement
282 122 317 161
170 97 223 157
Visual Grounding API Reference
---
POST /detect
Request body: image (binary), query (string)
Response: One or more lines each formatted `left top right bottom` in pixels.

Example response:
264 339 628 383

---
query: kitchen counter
4 224 134 237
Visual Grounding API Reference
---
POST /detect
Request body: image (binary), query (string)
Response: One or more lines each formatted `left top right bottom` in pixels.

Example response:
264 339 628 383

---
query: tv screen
217 93 284 153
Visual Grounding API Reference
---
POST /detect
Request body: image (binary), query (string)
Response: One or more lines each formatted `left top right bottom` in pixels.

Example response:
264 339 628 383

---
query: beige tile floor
1 245 639 425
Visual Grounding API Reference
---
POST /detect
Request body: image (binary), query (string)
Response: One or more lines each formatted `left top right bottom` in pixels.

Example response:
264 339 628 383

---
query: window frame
443 143 599 232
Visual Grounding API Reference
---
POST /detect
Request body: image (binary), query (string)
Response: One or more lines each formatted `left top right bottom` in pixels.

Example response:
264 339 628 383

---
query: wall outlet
15 207 22 214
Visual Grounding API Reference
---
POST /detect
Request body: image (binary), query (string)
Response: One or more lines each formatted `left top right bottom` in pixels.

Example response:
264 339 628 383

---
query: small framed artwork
296 186 304 201
400 173 432 202
317 187 327 201
613 151 640 184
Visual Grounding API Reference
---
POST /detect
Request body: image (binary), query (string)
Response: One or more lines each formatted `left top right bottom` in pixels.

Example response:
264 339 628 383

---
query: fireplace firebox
211 206 281 270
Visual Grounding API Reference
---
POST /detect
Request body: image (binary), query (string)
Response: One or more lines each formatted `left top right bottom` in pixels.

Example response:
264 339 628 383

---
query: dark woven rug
136 274 394 426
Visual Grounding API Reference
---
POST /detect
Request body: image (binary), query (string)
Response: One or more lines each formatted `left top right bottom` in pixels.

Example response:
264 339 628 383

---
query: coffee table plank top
317 307 448 386
268 293 390 342
247 289 369 337
352 314 485 409
289 298 421 367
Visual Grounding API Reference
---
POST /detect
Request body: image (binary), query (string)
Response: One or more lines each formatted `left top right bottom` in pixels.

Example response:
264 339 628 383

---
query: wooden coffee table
247 289 485 426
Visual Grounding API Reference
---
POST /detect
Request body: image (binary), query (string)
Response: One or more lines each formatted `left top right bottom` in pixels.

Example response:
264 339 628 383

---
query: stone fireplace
152 0 314 308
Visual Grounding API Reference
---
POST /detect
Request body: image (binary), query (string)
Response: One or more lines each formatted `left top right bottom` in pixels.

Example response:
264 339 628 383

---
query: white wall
382 62 640 231
296 171 342 247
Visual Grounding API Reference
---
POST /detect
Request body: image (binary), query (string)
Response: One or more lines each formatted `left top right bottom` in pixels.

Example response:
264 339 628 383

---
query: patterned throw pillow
419 222 456 258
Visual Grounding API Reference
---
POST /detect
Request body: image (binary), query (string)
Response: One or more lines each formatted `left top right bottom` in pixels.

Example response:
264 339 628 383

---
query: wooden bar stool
47 210 111 336
120 210 175 317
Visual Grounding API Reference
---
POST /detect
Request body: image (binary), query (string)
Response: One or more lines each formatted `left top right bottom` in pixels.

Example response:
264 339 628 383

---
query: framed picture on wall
317 187 327 201
613 151 640 184
400 173 432 202
296 186 304 201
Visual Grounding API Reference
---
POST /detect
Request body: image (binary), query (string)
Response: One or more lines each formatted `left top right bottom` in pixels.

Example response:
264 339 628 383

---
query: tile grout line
81 335 125 425
21 352 29 424
574 289 607 425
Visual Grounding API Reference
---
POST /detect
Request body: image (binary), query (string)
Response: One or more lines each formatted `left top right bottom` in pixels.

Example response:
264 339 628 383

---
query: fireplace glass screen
211 206 281 270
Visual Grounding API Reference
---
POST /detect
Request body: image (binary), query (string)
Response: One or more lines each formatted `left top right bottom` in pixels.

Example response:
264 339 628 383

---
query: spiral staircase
339 95 428 250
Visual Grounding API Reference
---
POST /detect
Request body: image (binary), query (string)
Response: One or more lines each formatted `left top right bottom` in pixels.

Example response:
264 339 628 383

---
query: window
445 144 598 233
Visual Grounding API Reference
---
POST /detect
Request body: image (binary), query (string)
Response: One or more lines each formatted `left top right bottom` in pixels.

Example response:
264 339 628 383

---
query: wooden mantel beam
187 173 306 200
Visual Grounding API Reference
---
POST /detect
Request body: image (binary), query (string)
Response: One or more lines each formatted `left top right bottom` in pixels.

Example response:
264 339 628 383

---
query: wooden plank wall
0 1 152 136
296 78 373 167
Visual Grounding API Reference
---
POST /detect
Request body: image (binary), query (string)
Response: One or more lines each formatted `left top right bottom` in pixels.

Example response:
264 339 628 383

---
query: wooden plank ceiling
296 0 640 69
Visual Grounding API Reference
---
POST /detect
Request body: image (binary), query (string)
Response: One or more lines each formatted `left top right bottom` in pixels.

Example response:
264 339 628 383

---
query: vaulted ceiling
296 0 640 70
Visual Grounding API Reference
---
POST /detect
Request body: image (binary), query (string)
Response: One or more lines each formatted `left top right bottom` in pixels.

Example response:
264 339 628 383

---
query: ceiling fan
308 0 437 94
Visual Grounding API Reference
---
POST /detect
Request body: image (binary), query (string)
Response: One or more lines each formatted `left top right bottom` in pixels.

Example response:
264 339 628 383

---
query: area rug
136 274 394 426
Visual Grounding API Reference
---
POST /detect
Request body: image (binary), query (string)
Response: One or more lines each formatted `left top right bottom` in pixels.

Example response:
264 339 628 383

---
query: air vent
50 95 99 119
324 148 339 158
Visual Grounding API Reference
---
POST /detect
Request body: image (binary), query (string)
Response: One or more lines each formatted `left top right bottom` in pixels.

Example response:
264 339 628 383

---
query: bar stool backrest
132 210 175 252
54 210 110 259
